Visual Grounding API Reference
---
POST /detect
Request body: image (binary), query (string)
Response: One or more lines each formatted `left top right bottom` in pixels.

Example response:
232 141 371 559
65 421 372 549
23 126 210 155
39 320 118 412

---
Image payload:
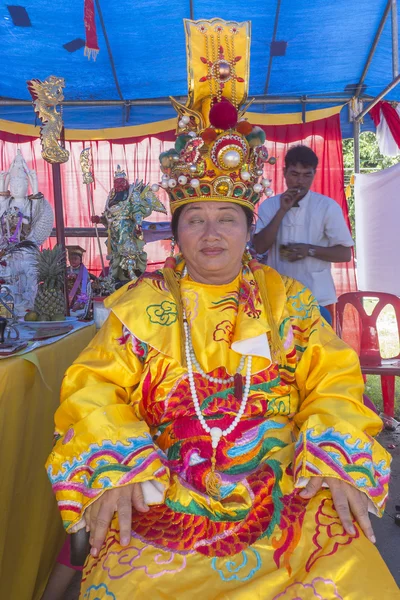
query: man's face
69 253 82 269
284 163 316 196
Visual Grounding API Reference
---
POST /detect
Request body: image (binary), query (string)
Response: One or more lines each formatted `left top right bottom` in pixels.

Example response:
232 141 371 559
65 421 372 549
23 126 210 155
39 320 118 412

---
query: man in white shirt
253 145 353 324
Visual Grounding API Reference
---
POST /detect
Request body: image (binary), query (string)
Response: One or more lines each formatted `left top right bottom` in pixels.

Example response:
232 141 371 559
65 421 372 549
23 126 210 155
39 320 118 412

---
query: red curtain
0 114 356 303
370 100 400 147
0 137 175 274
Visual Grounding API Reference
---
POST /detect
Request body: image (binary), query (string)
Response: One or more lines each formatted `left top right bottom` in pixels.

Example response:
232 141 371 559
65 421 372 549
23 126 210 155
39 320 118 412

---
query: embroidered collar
105 262 286 367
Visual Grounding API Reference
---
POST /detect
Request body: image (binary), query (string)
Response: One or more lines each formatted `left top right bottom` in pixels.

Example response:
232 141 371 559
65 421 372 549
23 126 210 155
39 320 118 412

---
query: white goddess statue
0 150 54 315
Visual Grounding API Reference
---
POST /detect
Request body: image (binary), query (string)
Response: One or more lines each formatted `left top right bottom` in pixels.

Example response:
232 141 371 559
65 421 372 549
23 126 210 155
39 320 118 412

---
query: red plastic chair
336 291 400 417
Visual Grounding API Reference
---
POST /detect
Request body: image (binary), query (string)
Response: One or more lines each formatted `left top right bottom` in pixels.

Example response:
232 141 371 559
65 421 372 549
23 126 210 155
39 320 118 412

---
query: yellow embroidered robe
46 264 399 599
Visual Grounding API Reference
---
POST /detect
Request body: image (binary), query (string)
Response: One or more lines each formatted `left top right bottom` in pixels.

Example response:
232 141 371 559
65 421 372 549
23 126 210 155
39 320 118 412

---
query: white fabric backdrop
355 162 400 295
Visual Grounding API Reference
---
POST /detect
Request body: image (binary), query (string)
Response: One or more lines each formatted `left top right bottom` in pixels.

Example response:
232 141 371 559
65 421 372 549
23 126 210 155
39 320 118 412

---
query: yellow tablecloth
0 323 96 600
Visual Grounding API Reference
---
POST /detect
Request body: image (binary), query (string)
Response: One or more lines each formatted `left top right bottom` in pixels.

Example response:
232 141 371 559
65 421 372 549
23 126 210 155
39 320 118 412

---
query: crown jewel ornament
154 18 275 213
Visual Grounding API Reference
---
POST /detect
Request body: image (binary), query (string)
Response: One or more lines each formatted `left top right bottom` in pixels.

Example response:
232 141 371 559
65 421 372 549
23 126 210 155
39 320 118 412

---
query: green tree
342 132 400 239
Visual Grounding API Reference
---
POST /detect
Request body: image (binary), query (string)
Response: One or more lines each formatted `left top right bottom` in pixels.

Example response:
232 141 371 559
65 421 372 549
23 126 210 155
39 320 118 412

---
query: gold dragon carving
27 76 70 164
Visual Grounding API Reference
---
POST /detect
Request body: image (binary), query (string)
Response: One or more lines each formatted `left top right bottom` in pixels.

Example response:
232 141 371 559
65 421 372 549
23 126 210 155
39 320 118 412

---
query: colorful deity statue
97 166 167 283
0 150 54 315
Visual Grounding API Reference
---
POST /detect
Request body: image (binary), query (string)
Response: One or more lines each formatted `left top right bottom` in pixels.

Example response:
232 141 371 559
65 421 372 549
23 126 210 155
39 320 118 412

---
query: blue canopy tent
1 8 400 598
0 0 399 151
0 0 398 270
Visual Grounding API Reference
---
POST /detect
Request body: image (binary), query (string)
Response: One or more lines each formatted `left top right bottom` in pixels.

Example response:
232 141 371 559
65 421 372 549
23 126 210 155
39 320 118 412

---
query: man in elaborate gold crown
46 19 399 599
0 150 54 315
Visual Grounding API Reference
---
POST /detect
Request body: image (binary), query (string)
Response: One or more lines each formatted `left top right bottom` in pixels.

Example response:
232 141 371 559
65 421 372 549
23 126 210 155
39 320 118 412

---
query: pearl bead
266 188 274 197
190 178 200 188
210 427 222 439
178 119 185 128
168 179 177 188
241 171 251 182
253 183 263 193
256 169 263 176
161 181 169 189
261 178 271 187
189 164 197 173
222 149 241 169
151 183 159 192
188 131 197 138
178 175 188 185
182 115 190 125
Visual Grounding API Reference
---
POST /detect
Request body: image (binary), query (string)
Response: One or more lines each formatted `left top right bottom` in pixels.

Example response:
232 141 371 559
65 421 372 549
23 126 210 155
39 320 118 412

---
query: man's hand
280 188 303 212
299 476 376 543
85 483 149 557
281 242 309 262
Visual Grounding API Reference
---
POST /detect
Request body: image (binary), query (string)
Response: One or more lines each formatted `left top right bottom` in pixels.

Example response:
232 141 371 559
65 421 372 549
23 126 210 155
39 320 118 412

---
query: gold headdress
161 19 284 377
158 18 274 213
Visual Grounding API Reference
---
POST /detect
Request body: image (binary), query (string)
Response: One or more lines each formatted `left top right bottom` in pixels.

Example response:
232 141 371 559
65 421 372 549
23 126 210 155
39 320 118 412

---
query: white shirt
254 191 354 306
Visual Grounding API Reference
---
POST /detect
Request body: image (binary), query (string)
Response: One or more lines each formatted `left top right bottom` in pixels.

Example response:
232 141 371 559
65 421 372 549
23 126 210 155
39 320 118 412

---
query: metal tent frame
353 0 400 172
1 1 398 150
1 1 399 253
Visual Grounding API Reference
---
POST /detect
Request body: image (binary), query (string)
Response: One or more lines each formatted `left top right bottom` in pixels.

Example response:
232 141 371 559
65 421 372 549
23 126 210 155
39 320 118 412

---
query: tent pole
356 73 400 121
52 163 70 316
0 97 358 107
301 97 307 123
355 0 392 97
392 0 399 77
94 0 124 101
353 121 360 173
264 0 282 95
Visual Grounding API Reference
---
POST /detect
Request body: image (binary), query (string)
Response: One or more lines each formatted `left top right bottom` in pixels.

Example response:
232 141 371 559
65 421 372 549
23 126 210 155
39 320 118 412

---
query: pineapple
34 245 66 320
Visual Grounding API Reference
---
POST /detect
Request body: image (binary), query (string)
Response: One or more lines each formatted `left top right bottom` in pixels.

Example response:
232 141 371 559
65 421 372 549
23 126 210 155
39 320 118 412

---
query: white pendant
210 427 223 442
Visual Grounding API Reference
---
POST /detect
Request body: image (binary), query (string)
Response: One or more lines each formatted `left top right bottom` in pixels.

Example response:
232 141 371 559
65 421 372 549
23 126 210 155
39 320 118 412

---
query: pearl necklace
182 265 245 385
183 308 252 498
187 333 245 383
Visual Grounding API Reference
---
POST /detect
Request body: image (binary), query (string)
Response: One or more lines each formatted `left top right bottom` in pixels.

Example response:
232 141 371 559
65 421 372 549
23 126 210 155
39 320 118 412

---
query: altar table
0 322 96 600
